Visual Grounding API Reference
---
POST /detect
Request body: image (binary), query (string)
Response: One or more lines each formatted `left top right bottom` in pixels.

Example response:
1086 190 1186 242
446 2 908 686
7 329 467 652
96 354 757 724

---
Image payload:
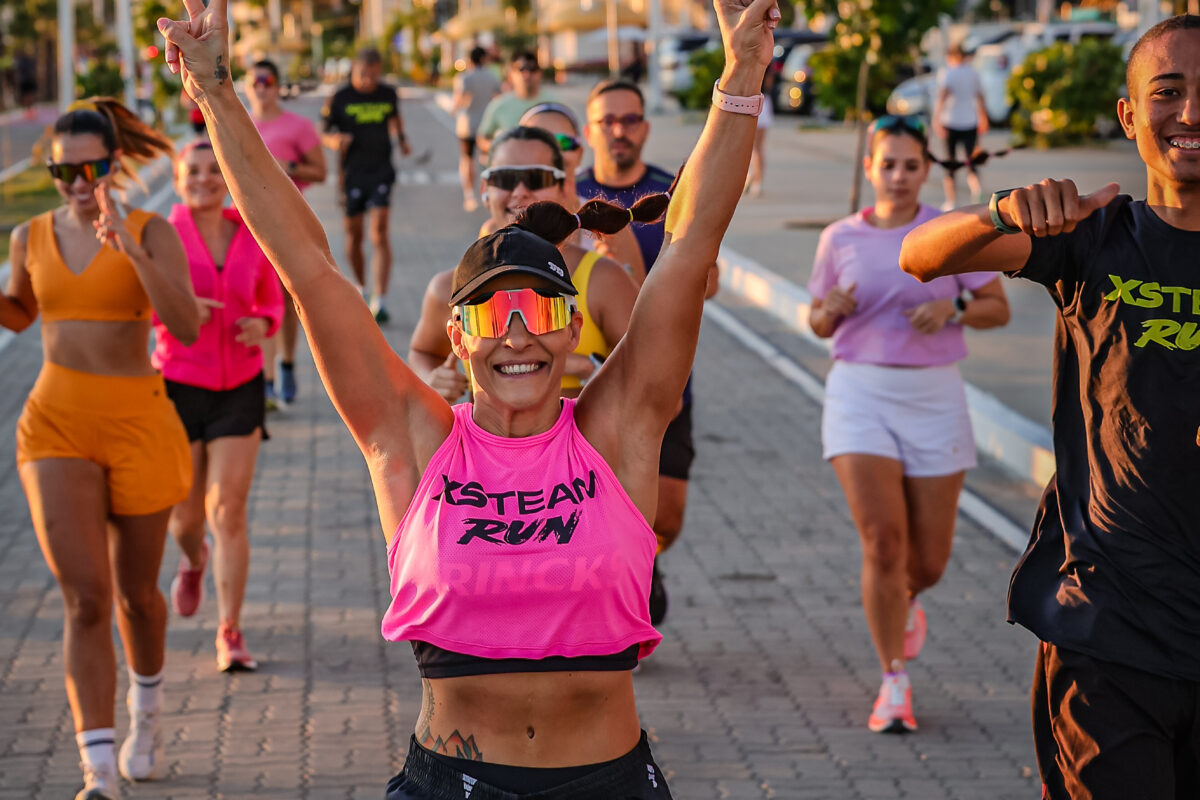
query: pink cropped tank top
382 399 661 665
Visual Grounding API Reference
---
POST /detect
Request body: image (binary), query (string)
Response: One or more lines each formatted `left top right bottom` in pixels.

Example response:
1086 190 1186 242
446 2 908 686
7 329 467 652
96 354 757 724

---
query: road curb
717 245 1057 488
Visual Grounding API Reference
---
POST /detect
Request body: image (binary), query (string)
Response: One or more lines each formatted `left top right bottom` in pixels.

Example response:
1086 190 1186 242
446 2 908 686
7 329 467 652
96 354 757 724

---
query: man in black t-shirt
322 47 411 324
900 15 1200 799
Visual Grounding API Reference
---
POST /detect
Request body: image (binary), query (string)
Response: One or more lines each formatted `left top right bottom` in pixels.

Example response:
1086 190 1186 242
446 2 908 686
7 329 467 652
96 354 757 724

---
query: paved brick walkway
0 93 1041 799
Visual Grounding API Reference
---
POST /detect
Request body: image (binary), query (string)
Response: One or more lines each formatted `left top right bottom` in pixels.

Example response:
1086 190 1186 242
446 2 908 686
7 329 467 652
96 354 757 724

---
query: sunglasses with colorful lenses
47 158 114 184
456 288 575 338
252 74 277 88
592 113 645 129
481 165 565 192
868 114 928 140
554 133 582 152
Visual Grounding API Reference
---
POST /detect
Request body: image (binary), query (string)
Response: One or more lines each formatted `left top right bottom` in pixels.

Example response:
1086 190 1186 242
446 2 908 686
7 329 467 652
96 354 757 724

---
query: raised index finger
182 0 205 20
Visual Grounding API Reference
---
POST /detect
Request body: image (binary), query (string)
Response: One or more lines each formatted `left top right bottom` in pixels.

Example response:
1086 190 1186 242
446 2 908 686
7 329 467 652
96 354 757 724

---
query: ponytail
514 193 670 246
40 97 173 189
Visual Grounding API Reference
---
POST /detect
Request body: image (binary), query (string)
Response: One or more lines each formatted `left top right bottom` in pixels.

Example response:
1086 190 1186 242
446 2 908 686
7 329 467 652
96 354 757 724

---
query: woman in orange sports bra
0 98 200 800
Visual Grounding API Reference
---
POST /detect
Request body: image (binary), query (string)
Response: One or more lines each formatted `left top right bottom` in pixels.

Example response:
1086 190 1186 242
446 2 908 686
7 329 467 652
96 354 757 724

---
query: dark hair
469 47 488 66
519 102 580 135
509 50 539 66
253 59 280 81
356 47 383 66
514 195 670 247
46 97 173 189
868 127 930 160
489 126 564 171
1127 15 1200 95
587 79 645 110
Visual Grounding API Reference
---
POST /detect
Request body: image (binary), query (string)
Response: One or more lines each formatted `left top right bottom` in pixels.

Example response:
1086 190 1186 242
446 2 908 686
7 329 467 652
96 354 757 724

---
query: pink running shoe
216 624 258 672
868 672 917 733
170 540 208 617
904 597 927 661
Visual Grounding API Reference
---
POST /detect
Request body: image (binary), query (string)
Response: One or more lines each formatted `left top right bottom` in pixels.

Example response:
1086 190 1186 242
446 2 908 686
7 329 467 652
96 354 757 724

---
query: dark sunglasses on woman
481 165 565 192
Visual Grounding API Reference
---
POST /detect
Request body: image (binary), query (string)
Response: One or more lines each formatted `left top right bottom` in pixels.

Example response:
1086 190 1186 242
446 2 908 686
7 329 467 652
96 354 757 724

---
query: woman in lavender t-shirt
807 116 1009 735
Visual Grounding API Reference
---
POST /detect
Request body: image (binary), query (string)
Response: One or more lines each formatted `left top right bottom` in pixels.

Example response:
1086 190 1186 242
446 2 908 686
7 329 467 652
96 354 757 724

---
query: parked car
775 41 824 114
659 32 716 98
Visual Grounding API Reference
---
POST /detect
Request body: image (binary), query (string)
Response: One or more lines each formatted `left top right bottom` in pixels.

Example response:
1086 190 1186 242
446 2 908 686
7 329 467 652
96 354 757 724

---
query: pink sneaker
868 671 917 733
216 624 258 672
170 540 208 617
904 597 927 661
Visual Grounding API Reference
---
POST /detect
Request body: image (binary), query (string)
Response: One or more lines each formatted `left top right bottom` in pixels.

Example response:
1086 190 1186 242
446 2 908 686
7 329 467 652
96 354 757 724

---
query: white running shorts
821 360 976 477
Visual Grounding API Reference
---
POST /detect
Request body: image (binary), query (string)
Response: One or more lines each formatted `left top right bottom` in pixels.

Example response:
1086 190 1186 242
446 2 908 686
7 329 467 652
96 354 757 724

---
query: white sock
76 728 116 773
127 667 164 712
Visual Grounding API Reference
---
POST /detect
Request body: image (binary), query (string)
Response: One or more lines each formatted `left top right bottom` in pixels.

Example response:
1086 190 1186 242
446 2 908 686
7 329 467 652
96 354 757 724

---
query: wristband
989 189 1022 234
711 81 763 116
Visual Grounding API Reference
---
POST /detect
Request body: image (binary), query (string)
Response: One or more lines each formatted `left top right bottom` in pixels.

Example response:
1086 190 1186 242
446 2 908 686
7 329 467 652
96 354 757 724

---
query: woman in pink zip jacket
152 139 283 672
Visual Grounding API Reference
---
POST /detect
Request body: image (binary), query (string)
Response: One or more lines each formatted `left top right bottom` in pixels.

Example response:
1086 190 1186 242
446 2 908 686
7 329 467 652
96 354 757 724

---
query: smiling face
49 133 115 216
175 145 228 211
448 272 582 413
1120 27 1200 188
864 131 929 212
483 138 567 227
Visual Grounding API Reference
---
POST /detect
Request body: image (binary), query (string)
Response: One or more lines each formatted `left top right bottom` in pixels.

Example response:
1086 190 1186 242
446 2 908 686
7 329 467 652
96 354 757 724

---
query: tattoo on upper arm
214 55 228 85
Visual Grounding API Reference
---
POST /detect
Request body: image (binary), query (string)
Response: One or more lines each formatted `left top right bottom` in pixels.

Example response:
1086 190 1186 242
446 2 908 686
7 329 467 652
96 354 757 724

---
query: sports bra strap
574 249 602 295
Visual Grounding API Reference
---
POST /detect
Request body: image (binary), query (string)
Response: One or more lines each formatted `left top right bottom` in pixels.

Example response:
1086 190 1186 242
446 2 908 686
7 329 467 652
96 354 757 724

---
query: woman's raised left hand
156 0 231 104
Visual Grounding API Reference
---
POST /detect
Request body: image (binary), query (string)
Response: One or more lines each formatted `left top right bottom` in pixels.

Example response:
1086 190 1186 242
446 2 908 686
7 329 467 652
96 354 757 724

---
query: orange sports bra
25 208 155 323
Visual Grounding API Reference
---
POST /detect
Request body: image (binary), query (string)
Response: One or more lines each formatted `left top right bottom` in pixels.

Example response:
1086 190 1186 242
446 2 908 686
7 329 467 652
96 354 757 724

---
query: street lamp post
58 0 75 109
606 0 620 78
116 0 138 110
647 0 662 112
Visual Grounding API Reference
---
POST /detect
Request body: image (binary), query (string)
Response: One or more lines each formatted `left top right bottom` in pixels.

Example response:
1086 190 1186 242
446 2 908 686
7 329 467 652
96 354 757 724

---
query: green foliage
679 46 724 110
1007 39 1125 147
803 0 955 121
77 61 126 98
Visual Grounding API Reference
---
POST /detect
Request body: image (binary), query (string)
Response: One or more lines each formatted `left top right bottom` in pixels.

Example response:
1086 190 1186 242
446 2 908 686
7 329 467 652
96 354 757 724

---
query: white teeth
498 363 540 375
1170 139 1200 149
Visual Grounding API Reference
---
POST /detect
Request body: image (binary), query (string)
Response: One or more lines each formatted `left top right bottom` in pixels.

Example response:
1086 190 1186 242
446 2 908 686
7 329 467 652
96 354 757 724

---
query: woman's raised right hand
157 0 231 103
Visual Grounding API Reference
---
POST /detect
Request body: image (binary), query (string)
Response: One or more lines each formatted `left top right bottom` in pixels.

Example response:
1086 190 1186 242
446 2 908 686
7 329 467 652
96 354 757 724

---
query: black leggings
385 732 673 799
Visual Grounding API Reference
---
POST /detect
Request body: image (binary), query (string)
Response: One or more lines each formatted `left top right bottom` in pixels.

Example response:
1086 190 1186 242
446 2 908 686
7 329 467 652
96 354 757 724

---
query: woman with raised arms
156 0 780 795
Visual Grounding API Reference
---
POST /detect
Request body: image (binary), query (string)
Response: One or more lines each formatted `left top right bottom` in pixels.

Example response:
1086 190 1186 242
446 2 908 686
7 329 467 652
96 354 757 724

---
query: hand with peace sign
156 0 231 103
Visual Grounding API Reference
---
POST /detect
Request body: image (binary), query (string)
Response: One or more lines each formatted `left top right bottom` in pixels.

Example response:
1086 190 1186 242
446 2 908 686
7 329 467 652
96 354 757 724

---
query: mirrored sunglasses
553 133 582 152
593 113 644 129
481 165 565 192
47 158 114 183
869 114 928 141
252 74 278 88
456 288 575 338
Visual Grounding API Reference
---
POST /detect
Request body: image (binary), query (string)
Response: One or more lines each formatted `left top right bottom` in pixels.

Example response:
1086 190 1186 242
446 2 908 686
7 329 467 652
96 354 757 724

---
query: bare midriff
41 319 158 376
418 670 641 766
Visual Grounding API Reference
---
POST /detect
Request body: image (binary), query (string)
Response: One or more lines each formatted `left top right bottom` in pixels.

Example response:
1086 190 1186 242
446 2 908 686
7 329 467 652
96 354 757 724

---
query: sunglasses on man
46 158 115 184
515 63 541 74
252 74 278 89
455 288 575 338
592 113 645 129
481 165 565 192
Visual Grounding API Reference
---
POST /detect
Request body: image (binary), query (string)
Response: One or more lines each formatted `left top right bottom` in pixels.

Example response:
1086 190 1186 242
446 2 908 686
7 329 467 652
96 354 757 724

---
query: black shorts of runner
165 372 268 443
1032 641 1200 800
944 127 979 174
459 137 477 159
659 403 695 481
342 168 396 217
386 732 673 799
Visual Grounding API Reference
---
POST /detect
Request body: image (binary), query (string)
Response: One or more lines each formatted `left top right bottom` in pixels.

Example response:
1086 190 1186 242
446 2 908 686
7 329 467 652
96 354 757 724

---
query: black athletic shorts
459 137 477 159
386 732 673 799
342 167 395 217
1032 641 1200 800
165 372 268 443
659 403 694 481
944 127 979 174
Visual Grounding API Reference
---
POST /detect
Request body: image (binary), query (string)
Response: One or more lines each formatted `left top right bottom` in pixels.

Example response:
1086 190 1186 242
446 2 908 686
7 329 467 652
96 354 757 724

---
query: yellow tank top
562 250 612 391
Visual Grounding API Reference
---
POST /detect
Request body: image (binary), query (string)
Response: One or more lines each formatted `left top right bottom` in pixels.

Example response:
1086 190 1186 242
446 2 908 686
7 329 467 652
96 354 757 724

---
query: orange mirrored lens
457 288 573 338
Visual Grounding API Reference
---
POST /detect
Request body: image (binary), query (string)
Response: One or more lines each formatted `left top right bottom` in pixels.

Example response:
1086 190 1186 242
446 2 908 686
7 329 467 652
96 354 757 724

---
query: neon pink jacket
153 204 283 391
382 399 662 660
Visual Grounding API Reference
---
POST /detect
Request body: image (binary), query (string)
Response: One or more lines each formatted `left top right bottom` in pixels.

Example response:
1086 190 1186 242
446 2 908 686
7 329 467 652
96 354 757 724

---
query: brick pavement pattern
0 93 1040 799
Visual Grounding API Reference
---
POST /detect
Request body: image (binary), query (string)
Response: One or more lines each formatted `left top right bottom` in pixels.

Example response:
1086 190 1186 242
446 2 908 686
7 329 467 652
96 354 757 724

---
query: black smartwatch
285 160 298 175
989 189 1022 234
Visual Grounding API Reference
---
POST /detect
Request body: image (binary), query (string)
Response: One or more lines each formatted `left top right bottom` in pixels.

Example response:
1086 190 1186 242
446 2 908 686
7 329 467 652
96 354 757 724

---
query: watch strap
711 81 764 116
989 189 1022 234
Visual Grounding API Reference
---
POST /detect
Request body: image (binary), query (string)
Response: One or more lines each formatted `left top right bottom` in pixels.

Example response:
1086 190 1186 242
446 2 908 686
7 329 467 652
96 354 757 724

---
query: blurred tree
802 0 954 121
1008 38 1124 147
134 0 183 123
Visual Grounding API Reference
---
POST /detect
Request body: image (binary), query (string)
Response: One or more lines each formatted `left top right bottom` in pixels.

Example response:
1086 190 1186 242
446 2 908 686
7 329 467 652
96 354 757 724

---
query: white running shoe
118 697 164 781
76 762 121 799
